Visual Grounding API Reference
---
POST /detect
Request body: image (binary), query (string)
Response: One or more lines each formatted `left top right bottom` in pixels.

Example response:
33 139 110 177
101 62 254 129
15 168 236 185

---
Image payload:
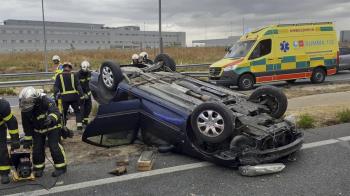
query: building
192 36 240 47
0 19 186 52
340 30 350 43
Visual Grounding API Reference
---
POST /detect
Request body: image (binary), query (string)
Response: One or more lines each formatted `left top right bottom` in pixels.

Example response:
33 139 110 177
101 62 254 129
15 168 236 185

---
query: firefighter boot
34 170 44 178
52 167 67 177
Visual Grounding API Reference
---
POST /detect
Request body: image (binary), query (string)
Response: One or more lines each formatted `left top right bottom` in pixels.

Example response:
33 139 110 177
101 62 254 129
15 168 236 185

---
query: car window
225 40 256 59
249 39 272 60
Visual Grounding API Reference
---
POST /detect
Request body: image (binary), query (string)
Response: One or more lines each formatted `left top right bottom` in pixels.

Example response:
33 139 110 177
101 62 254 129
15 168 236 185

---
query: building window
90 40 94 44
20 40 24 43
36 40 40 43
96 41 100 44
28 40 32 43
65 40 69 43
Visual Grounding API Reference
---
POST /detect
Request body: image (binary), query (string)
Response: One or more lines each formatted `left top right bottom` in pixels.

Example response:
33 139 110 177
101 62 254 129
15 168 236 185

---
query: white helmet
19 87 41 112
52 55 60 62
132 54 139 60
81 60 90 71
139 52 148 60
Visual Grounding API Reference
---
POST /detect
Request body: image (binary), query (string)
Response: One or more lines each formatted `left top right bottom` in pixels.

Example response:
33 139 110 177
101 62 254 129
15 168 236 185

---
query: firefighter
0 98 20 184
139 52 153 64
131 54 140 65
76 60 92 126
19 87 67 177
54 62 84 131
52 55 63 80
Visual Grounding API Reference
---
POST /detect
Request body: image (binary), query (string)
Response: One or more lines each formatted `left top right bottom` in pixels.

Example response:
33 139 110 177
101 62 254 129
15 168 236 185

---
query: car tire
154 54 176 72
310 68 326 84
238 74 255 90
100 61 123 91
191 102 235 143
248 85 287 119
286 79 296 84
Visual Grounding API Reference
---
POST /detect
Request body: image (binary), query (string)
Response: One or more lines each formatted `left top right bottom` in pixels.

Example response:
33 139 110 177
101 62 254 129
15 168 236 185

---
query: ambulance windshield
225 40 255 58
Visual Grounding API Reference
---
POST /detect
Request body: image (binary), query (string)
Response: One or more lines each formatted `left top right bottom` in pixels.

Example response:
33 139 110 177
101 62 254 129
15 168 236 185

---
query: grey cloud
0 0 349 44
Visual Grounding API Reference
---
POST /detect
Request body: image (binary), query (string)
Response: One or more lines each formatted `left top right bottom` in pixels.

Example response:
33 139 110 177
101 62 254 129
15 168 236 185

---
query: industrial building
0 19 186 52
192 36 240 47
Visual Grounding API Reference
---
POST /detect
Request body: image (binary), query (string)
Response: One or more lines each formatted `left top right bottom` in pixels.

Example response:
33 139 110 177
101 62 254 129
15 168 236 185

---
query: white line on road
7 135 350 196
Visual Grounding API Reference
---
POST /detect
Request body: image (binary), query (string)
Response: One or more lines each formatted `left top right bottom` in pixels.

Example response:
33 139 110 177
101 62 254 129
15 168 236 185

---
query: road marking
7 135 350 196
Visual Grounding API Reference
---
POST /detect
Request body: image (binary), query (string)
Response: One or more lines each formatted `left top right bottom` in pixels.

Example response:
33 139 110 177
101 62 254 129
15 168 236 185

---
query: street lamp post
159 0 163 54
41 0 48 72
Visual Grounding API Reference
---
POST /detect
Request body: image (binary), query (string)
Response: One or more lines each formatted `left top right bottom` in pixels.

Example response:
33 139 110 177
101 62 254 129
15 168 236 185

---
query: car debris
137 151 156 171
238 163 286 177
83 54 303 168
109 155 129 176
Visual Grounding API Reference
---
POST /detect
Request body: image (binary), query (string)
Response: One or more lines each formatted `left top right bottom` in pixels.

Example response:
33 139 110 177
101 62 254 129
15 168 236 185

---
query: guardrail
0 64 211 88
0 64 210 79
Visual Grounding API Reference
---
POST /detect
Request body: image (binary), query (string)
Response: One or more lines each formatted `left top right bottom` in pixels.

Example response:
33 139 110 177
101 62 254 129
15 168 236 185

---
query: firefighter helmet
81 60 90 71
19 87 41 112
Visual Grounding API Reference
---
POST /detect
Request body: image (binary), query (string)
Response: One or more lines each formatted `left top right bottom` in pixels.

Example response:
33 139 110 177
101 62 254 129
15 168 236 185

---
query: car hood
210 58 243 68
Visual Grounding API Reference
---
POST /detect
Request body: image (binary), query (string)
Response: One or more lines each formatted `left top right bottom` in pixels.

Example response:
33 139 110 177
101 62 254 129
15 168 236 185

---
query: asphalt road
1 123 350 196
4 70 350 107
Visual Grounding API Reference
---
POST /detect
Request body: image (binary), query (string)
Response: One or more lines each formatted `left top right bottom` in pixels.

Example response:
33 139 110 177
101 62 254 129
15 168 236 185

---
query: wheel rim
315 71 324 81
196 110 225 138
242 78 252 89
102 66 114 88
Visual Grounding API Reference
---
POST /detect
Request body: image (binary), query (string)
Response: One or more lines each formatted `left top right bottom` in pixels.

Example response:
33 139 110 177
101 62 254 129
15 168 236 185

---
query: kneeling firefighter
0 98 20 184
19 87 67 177
76 60 92 126
54 62 84 131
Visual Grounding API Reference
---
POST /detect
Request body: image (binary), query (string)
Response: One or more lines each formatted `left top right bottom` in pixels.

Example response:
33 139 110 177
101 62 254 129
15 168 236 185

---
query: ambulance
209 22 339 90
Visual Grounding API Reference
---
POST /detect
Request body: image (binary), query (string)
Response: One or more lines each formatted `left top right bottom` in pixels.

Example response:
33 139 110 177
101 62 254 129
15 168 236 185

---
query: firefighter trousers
81 98 92 124
0 126 10 175
32 128 66 171
62 100 82 127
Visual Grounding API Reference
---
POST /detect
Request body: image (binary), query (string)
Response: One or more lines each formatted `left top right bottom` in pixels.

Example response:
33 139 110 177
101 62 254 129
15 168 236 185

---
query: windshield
225 40 256 58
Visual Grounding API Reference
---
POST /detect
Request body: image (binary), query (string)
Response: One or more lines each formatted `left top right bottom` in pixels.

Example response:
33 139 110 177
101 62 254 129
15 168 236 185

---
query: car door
82 99 141 147
248 39 274 82
340 48 350 70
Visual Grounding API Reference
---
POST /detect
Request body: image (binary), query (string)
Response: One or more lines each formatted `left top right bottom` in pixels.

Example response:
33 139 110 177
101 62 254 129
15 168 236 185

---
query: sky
1 0 350 46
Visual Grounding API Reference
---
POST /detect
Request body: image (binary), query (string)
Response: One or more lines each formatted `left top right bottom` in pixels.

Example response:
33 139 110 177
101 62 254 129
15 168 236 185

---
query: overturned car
83 54 303 167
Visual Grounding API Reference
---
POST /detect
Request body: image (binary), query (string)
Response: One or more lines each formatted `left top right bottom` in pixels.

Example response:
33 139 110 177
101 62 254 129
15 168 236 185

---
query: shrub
297 114 315 129
0 88 17 96
336 109 350 123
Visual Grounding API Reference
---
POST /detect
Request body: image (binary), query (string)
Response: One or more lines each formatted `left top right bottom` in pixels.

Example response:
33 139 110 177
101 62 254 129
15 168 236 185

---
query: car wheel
286 79 296 84
154 54 176 72
100 61 123 91
248 85 287 119
191 102 235 143
238 74 255 90
310 68 326 84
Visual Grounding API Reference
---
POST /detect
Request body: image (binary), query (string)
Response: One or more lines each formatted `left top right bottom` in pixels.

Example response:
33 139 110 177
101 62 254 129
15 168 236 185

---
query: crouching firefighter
76 60 92 126
54 62 84 131
0 98 20 184
19 87 67 177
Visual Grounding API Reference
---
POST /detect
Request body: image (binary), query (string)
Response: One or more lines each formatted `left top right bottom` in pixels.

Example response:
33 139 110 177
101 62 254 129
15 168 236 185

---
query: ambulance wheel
100 61 123 91
248 85 287 119
238 74 255 90
154 54 176 72
310 68 326 84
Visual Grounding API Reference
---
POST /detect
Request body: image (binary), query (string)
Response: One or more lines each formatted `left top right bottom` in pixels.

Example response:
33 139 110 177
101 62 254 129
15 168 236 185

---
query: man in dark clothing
19 87 67 177
139 52 154 64
54 62 84 131
0 98 20 184
76 60 92 126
